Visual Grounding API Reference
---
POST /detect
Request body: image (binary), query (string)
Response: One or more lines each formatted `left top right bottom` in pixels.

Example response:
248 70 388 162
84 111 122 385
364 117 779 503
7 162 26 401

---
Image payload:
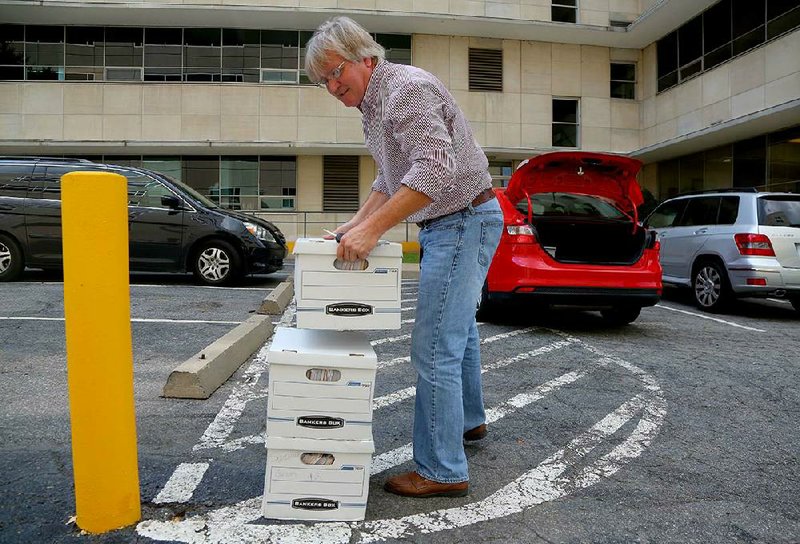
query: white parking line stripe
372 361 584 475
0 316 242 325
359 394 654 543
655 304 766 332
153 463 210 504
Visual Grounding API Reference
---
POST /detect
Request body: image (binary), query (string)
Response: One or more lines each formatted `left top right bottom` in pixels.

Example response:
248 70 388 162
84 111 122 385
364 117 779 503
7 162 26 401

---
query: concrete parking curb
258 280 294 315
162 314 274 399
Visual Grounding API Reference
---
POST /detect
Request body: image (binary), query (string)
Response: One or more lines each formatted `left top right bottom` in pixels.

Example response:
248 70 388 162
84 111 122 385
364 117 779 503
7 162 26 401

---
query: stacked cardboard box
262 238 402 521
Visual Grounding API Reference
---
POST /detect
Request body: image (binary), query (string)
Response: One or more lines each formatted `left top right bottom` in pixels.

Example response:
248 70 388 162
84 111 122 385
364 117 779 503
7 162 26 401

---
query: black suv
0 157 287 285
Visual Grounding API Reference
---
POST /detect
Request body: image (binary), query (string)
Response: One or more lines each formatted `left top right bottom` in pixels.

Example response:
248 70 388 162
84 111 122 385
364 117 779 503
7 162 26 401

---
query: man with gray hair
305 16 503 498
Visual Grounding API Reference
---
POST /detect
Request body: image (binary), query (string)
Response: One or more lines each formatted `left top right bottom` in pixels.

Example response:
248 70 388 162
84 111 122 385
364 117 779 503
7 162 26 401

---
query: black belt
416 188 496 229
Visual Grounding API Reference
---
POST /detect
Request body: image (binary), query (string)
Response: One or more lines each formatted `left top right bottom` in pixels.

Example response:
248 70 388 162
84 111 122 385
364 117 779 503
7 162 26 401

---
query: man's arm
335 190 390 236
337 185 432 261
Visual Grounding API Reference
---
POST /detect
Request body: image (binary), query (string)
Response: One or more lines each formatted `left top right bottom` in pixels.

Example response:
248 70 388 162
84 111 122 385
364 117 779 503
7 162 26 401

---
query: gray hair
304 16 385 83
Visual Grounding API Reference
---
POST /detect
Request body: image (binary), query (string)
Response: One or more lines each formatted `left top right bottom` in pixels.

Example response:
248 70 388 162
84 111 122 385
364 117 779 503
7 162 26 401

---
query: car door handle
693 228 708 235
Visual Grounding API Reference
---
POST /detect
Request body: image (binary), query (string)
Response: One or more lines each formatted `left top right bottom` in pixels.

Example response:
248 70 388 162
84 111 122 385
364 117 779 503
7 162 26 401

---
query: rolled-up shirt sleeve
371 167 389 194
386 82 456 200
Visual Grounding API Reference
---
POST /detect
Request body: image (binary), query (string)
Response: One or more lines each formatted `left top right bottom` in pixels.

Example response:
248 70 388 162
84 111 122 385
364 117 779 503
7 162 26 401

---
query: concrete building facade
1 0 798 242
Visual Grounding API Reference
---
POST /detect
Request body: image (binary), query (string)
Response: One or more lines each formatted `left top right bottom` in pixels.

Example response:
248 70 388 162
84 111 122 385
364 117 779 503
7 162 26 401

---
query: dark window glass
144 28 182 81
768 0 800 18
65 27 104 66
679 59 702 80
733 27 766 56
298 30 315 84
733 0 766 36
0 24 25 66
718 196 740 224
610 63 635 99
767 4 800 38
259 157 297 209
261 30 298 70
645 199 688 228
184 28 221 81
678 16 703 67
219 156 257 210
679 196 720 226
704 0 732 52
0 164 31 199
552 1 577 23
0 66 24 80
127 174 174 208
377 34 411 65
552 98 578 148
657 31 678 77
657 71 678 93
222 29 260 83
733 136 767 188
182 157 220 202
704 45 732 71
26 66 61 80
27 25 65 66
767 126 800 193
104 27 143 68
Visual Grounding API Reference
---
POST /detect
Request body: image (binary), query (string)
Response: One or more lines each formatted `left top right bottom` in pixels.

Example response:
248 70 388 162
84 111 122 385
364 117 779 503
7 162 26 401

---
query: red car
478 151 662 325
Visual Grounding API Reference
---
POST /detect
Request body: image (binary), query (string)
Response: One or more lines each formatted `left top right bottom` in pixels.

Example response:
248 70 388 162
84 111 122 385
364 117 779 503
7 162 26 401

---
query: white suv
644 189 800 313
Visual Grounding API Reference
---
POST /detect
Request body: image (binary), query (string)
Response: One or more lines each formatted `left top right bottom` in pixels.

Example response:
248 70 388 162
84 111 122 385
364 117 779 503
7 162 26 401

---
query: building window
657 0 800 93
468 48 503 92
552 0 578 23
377 34 412 65
488 161 513 188
259 157 297 210
610 62 635 99
184 28 221 82
323 156 360 212
552 98 579 148
0 24 412 84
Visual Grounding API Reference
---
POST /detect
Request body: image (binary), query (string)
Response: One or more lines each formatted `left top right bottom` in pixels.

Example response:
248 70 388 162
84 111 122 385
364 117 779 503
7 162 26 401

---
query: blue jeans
411 198 503 483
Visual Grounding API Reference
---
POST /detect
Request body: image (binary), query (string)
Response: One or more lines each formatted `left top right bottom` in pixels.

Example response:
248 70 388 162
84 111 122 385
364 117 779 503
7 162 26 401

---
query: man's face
319 52 374 108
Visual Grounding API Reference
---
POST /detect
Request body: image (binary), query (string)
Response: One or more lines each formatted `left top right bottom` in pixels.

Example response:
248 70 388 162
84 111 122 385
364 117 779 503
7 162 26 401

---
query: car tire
790 296 800 314
476 281 496 322
0 234 24 282
692 260 730 312
600 306 641 326
192 239 242 286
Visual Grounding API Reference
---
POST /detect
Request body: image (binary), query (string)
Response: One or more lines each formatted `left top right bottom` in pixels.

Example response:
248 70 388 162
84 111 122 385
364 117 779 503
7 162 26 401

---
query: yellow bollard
61 172 141 533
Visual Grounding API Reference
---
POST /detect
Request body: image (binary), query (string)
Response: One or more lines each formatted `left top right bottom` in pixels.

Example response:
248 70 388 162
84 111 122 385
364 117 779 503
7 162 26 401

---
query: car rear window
758 196 800 227
515 192 627 220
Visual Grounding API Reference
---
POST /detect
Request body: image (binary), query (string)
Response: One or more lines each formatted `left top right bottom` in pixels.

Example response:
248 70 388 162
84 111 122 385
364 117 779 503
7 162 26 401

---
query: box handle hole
306 368 342 382
300 452 335 465
333 258 368 271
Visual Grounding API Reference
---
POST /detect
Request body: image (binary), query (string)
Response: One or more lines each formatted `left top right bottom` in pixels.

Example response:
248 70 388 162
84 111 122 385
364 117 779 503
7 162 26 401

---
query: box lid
293 237 402 258
267 436 375 453
268 327 377 368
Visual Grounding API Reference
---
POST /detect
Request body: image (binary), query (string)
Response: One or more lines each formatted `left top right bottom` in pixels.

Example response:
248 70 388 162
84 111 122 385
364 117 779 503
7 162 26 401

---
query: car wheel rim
695 266 720 307
198 247 230 282
0 242 10 274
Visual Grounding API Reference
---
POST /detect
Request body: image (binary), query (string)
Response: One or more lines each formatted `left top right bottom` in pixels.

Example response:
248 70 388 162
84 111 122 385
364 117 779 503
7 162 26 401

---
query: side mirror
161 195 182 209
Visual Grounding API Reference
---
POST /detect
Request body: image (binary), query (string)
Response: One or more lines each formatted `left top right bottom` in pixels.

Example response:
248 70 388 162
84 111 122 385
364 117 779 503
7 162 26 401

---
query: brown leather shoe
463 423 488 441
383 471 468 498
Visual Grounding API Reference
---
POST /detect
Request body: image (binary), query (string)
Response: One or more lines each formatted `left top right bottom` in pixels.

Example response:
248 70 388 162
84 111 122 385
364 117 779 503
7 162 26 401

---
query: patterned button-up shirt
358 60 492 223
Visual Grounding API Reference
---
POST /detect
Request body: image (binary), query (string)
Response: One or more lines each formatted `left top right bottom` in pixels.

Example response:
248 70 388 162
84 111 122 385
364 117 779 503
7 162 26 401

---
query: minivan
0 157 287 285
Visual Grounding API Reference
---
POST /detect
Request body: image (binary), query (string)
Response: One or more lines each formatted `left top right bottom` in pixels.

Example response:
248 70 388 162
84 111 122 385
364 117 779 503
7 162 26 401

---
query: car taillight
506 224 536 244
734 233 775 256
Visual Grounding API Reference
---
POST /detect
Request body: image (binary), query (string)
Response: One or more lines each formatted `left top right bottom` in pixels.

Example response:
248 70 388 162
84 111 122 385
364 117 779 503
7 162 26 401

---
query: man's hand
337 222 381 261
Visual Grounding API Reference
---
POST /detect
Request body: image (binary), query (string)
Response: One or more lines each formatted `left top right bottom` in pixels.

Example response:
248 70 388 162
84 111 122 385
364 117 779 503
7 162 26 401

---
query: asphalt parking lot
1 268 799 543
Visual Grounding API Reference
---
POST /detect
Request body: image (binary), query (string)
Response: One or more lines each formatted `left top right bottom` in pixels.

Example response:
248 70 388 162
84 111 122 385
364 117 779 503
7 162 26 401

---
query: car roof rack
0 156 94 163
676 187 759 197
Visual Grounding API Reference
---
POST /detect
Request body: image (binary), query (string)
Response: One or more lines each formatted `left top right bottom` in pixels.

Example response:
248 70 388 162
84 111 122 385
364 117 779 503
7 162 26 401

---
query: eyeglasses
316 60 347 87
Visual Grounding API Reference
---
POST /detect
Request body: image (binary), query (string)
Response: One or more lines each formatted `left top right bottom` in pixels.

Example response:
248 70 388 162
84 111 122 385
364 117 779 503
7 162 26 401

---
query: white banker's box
266 327 377 441
262 436 374 521
293 238 402 330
